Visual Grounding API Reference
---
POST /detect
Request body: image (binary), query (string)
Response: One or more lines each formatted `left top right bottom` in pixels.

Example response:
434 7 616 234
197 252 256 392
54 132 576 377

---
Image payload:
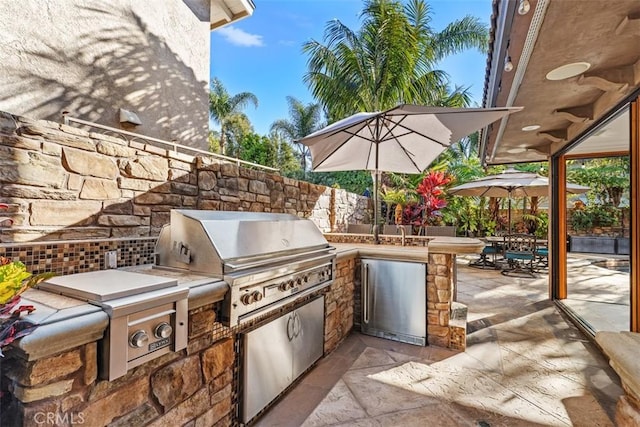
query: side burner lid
38 270 178 302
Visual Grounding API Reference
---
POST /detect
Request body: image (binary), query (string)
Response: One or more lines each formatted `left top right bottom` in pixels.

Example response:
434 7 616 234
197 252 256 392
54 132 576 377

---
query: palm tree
302 0 487 120
208 78 258 155
270 96 324 171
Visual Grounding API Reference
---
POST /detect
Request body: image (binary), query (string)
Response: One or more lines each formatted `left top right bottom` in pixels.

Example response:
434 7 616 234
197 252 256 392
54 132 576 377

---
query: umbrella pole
508 197 512 234
373 171 380 243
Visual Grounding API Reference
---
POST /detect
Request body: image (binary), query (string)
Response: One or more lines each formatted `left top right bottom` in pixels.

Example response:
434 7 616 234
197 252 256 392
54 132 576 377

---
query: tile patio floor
255 258 624 427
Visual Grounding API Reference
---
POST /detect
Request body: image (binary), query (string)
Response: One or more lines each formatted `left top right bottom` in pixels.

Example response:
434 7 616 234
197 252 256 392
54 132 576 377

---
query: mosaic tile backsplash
0 237 157 276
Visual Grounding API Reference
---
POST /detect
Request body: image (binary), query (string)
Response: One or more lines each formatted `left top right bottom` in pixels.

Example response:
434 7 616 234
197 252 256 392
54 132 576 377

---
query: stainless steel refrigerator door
292 296 325 379
242 313 293 423
361 259 427 345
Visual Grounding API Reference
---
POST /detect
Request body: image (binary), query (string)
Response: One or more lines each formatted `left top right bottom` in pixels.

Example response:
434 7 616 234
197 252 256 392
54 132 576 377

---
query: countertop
14 267 227 361
331 237 484 262
11 237 482 361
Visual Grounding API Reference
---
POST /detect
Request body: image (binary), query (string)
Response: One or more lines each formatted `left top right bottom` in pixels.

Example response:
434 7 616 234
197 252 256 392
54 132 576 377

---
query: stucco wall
0 0 210 149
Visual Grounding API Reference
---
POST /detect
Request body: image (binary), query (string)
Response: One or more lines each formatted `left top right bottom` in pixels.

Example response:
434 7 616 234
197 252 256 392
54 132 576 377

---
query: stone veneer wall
2 304 234 427
427 253 455 348
0 111 369 243
323 258 356 354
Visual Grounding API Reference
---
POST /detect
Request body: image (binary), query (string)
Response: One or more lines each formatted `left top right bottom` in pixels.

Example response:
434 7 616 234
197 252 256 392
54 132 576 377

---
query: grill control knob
129 330 149 348
240 293 254 305
296 278 302 286
278 282 288 292
154 322 173 339
287 280 295 290
252 291 263 302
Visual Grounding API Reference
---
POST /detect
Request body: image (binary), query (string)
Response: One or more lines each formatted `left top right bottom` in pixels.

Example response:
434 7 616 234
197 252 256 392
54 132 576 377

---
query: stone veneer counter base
2 236 480 426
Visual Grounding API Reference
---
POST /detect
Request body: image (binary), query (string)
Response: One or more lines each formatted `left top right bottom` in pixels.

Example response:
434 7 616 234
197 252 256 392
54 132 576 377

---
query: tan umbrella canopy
449 168 590 232
297 105 522 242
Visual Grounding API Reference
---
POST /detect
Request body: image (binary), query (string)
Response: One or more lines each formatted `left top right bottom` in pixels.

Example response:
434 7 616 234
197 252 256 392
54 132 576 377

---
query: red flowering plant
0 204 54 356
415 171 452 226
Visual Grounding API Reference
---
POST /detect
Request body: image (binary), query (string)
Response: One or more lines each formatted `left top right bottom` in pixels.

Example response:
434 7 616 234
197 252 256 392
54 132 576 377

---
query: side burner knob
240 293 254 305
154 322 173 339
129 330 149 348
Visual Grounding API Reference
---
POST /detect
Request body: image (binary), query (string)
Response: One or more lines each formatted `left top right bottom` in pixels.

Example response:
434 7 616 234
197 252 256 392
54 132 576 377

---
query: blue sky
210 0 492 136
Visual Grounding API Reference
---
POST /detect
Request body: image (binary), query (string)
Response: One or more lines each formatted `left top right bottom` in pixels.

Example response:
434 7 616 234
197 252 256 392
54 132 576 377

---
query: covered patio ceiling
481 0 640 165
184 0 255 30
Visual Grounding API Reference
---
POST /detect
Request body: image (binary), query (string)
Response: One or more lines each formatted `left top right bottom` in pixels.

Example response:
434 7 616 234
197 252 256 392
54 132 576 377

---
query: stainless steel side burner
39 270 188 381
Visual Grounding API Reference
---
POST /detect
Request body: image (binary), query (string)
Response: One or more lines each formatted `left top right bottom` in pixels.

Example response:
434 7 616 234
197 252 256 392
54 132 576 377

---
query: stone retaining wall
0 111 369 243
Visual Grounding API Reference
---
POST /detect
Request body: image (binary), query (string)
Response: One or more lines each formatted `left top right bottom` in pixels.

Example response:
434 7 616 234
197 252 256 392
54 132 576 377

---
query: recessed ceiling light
522 124 540 131
546 62 591 81
507 147 527 154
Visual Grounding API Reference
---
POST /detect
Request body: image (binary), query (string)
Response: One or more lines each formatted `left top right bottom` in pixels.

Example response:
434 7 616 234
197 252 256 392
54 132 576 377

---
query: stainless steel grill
155 210 335 327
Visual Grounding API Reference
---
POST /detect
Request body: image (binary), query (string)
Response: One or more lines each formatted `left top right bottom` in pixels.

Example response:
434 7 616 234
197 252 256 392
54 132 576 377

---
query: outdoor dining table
468 236 504 269
470 235 548 270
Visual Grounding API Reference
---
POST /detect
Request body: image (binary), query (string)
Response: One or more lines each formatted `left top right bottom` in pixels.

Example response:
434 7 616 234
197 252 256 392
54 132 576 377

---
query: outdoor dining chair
346 224 372 234
535 245 549 269
501 234 537 277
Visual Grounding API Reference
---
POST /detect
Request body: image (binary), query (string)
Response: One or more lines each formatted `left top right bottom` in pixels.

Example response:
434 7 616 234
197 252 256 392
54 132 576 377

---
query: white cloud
217 26 264 47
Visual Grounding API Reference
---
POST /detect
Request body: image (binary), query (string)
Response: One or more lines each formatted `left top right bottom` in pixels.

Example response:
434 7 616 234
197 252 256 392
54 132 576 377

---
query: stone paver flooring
255 260 623 427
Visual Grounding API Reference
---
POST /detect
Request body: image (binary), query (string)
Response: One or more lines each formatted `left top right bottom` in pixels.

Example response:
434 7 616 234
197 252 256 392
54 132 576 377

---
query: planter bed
569 236 617 254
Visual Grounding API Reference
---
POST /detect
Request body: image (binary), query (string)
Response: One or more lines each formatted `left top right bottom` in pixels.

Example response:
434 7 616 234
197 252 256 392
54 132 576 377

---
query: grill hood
156 210 331 276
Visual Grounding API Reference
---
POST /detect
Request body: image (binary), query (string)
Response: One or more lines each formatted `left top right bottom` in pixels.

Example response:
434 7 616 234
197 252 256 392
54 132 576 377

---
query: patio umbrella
297 104 522 242
449 168 590 233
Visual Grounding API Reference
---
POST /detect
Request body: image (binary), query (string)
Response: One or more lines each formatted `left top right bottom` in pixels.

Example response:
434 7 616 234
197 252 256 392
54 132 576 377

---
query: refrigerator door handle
363 263 369 324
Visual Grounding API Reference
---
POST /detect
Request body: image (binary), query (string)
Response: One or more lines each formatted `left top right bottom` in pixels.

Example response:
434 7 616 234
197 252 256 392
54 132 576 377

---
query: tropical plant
270 96 324 171
570 205 619 232
232 132 301 173
214 114 254 158
416 170 451 225
208 77 258 155
0 259 55 356
568 157 628 207
289 170 372 195
302 0 487 120
457 203 479 236
381 188 410 224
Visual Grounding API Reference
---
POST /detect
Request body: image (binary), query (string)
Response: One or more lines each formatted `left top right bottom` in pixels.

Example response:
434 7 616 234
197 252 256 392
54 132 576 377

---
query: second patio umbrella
449 168 590 233
297 105 522 242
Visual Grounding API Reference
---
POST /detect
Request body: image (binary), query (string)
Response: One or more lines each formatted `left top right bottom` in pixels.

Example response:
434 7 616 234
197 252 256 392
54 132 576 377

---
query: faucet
399 226 406 246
